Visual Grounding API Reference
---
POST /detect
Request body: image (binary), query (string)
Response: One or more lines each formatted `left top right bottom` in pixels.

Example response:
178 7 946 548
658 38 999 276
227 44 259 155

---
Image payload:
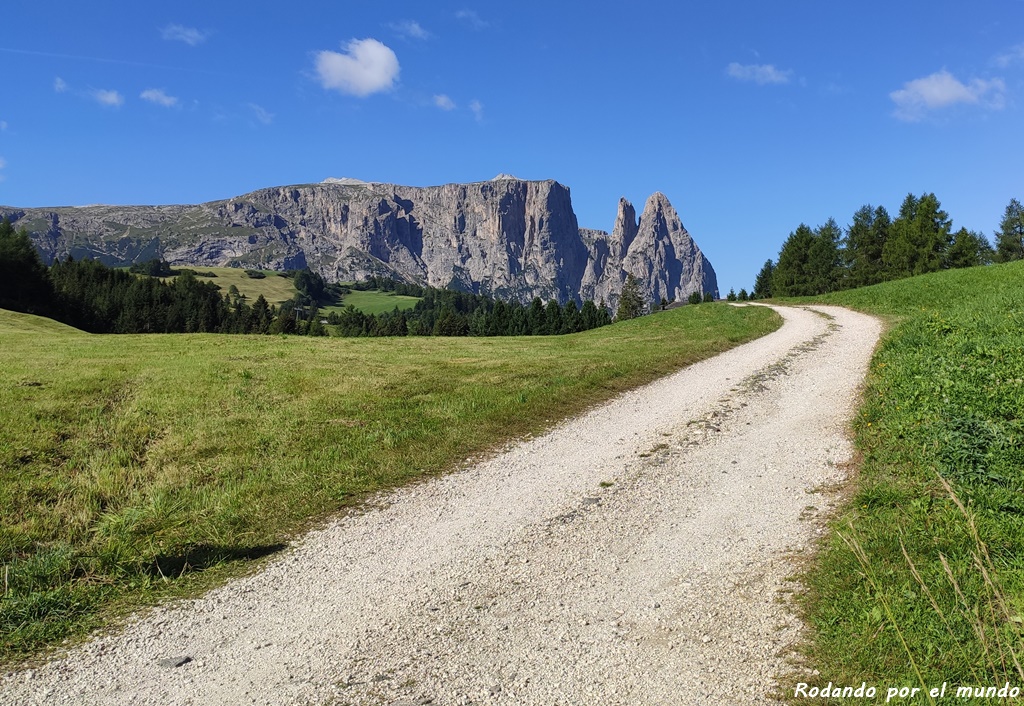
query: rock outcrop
1 177 718 309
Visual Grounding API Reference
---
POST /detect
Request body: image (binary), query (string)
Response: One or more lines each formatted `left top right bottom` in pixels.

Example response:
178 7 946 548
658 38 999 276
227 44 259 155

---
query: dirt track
1 304 881 706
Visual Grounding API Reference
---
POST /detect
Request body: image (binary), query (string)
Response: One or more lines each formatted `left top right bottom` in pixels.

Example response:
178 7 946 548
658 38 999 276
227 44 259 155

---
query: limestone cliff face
1 177 718 308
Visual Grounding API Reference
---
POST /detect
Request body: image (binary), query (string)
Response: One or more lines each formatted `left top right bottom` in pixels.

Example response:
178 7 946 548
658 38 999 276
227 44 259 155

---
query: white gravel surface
1 304 881 706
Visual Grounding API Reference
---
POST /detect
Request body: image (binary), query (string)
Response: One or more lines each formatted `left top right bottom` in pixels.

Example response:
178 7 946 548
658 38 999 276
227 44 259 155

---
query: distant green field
162 268 421 315
326 289 421 315
161 266 297 306
793 261 1024 699
0 302 779 662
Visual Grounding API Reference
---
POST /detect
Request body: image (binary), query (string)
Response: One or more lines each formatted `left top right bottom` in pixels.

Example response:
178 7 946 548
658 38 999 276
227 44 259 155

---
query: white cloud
0 121 7 131
890 70 1005 121
0 156 6 181
92 89 124 107
994 44 1024 68
433 94 456 110
247 103 274 125
161 24 208 46
455 10 489 30
314 38 400 97
140 88 179 108
390 20 430 40
469 99 483 122
726 62 792 85
54 76 69 93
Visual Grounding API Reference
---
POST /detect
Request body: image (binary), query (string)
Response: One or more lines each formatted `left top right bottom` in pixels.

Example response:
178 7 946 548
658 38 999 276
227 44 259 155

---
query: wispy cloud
247 103 274 125
0 156 6 182
314 38 400 97
994 43 1024 68
890 69 1005 121
92 89 124 107
54 76 69 93
433 94 456 110
161 24 208 46
0 120 7 131
455 10 489 30
726 62 792 85
469 99 483 122
389 20 430 40
140 88 179 108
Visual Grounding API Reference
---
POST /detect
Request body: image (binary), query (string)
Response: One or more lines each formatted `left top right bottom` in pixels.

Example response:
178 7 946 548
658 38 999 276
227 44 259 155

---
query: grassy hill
0 301 779 661
796 261 1024 699
320 289 420 316
161 267 299 306
158 267 422 314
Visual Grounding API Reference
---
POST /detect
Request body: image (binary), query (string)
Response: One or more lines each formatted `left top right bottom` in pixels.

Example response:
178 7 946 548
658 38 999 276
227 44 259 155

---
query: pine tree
807 218 843 294
527 297 545 335
616 273 645 321
752 259 774 299
994 198 1024 262
884 193 951 277
544 299 563 335
738 288 748 301
726 288 737 301
946 228 994 269
845 205 890 288
561 300 580 334
0 218 54 315
772 225 816 296
580 300 600 330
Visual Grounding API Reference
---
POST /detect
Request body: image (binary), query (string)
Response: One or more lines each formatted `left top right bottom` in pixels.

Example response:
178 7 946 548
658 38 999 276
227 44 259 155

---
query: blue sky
1 1 1022 292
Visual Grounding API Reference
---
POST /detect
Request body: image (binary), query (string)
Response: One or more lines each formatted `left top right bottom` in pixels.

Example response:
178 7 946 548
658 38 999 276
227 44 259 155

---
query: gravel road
1 304 881 706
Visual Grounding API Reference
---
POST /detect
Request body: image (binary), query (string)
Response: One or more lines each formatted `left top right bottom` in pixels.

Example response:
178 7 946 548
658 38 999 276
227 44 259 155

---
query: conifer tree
0 218 54 315
883 193 951 277
772 225 816 296
544 299 563 335
752 259 774 299
844 205 890 287
994 198 1024 262
946 228 993 269
807 218 843 294
615 273 645 321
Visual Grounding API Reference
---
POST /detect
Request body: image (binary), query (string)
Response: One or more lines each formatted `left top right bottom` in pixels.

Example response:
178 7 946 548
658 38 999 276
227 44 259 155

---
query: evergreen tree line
327 287 613 337
0 219 614 337
0 219 327 335
749 194 1023 298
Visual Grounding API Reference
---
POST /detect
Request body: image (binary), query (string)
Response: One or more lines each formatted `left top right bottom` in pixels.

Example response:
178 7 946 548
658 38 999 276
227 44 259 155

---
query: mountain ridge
1 177 718 308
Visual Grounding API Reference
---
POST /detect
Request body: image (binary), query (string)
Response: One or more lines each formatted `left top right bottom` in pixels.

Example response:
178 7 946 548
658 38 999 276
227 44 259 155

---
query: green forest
751 195 1024 298
0 219 615 338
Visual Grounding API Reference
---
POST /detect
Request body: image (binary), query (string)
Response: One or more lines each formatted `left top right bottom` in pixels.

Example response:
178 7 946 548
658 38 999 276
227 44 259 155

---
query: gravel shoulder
1 305 881 706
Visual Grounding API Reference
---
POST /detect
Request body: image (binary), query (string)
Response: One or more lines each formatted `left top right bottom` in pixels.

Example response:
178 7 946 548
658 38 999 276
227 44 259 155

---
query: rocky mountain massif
1 177 718 308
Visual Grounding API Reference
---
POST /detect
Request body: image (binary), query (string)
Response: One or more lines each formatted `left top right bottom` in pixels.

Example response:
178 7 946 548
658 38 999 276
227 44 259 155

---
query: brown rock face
1 177 717 307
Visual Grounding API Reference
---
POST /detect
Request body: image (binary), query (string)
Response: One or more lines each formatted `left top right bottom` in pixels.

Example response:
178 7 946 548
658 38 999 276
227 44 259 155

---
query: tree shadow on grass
149 543 288 579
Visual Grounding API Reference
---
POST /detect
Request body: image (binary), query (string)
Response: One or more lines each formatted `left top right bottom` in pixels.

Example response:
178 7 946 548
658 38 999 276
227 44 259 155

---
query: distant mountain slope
1 177 718 307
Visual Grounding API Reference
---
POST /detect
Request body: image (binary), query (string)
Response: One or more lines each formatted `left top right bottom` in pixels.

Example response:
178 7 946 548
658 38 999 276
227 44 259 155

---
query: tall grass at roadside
0 303 779 662
796 261 1024 700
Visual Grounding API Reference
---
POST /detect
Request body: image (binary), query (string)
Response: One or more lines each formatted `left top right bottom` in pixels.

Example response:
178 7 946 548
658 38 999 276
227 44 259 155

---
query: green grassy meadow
324 289 421 315
796 261 1024 701
0 302 779 662
162 267 422 315
161 266 297 306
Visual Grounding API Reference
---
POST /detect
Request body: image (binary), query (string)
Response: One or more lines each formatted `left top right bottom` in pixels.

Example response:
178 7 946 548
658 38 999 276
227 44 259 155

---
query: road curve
1 305 881 706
